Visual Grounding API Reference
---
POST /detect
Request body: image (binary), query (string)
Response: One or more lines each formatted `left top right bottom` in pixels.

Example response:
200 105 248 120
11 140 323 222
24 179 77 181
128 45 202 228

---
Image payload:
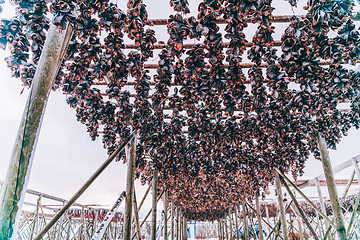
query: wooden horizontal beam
149 15 304 26
294 179 359 187
124 41 282 50
296 154 360 189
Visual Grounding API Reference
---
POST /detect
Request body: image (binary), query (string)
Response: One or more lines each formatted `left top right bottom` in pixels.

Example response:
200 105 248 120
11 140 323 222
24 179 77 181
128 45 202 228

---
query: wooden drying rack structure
1 11 358 240
2 152 360 239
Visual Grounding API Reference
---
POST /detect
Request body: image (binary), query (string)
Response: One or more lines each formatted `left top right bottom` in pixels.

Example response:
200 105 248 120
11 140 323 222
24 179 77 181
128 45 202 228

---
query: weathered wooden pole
315 177 329 239
151 171 158 240
255 196 264 240
171 199 174 240
229 210 233 240
164 191 168 240
316 133 346 239
176 208 180 240
183 217 187 240
242 203 249 240
0 23 73 239
234 206 239 240
274 171 289 240
123 136 137 240
265 205 271 234
132 186 142 240
224 215 229 240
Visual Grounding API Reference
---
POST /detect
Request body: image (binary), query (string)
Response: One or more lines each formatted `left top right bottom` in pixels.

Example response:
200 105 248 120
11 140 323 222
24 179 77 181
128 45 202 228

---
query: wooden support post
0 23 73 239
229 210 233 240
183 217 187 240
35 130 136 239
164 191 168 240
132 186 142 240
219 219 223 240
315 177 329 239
151 171 158 240
242 203 249 240
275 171 289 240
124 136 137 240
180 211 183 240
317 132 346 239
255 196 264 240
218 220 221 240
171 199 174 240
224 216 229 240
265 205 271 234
234 206 239 240
177 208 180 240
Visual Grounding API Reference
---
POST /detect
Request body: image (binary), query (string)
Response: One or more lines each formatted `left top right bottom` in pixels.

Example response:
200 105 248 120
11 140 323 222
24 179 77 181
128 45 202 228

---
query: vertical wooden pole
218 220 221 240
234 206 239 240
316 133 346 239
183 217 187 240
224 216 228 240
255 196 264 240
229 210 233 240
151 171 158 240
176 208 180 240
242 203 249 240
171 199 175 240
275 171 288 240
124 137 137 240
0 23 73 239
133 187 142 240
265 205 271 234
315 177 328 239
164 191 168 240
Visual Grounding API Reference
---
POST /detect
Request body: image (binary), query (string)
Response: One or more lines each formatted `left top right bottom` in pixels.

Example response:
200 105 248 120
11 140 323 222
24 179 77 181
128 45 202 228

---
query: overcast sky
1 0 360 216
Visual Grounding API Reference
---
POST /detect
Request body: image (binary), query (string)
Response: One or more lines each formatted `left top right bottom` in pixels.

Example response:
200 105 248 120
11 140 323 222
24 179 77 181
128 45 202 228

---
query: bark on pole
124 136 137 240
274 171 288 240
255 196 264 240
151 171 158 240
316 132 347 239
0 23 73 240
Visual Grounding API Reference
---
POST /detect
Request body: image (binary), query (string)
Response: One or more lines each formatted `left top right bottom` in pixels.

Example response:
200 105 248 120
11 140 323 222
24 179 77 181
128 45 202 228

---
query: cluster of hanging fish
1 0 360 221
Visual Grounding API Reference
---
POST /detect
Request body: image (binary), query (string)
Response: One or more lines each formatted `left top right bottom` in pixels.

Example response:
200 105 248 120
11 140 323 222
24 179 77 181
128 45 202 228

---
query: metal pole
0 23 73 239
255 196 264 240
164 191 168 240
317 132 346 239
171 199 174 240
35 130 136 239
274 171 288 240
234 206 239 240
123 136 137 240
151 171 158 240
